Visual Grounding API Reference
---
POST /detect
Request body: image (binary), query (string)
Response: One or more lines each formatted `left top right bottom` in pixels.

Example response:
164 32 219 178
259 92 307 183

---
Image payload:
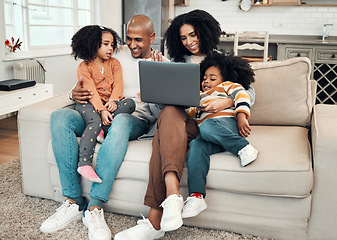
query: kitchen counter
220 34 337 46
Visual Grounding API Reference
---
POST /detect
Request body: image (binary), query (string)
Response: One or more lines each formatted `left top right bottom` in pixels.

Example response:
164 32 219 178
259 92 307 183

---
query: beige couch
18 57 337 240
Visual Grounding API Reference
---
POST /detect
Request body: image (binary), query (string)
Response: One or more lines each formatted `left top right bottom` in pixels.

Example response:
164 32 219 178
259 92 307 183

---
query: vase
5 48 13 57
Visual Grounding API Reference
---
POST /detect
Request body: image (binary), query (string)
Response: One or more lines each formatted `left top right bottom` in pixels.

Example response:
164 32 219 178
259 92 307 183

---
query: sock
190 192 204 199
88 198 104 211
77 165 102 183
68 196 87 211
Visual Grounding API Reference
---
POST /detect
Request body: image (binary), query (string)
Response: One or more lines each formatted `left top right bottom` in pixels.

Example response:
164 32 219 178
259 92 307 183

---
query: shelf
0 84 53 116
252 0 300 5
252 0 337 6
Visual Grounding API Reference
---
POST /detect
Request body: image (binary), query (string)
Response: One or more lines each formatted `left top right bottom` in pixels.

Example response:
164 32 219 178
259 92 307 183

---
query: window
4 0 95 57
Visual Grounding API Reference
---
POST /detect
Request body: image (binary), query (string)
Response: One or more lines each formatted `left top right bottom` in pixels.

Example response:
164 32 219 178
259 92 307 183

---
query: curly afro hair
71 25 122 62
200 51 255 90
164 9 221 63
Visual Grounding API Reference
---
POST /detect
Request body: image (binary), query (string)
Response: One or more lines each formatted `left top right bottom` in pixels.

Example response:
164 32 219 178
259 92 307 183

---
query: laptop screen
138 61 201 107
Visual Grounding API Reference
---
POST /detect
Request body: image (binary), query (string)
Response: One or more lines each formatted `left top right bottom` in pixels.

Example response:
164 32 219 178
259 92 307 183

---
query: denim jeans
50 109 148 202
186 118 248 196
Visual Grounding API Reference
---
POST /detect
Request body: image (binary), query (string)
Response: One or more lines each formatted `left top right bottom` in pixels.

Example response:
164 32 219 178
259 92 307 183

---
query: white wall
175 0 337 36
0 1 122 96
0 3 9 82
99 0 122 35
42 55 78 95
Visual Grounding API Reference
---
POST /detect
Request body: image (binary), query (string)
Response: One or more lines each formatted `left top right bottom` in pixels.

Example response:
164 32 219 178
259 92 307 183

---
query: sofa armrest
19 93 74 123
18 93 74 198
308 104 337 240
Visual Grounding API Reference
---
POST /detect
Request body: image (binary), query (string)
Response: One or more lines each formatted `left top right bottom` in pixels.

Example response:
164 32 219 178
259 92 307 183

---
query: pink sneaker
96 128 104 143
77 165 102 183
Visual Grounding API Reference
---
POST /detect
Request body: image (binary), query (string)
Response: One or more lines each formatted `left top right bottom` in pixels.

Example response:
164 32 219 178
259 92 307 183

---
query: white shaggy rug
0 159 270 240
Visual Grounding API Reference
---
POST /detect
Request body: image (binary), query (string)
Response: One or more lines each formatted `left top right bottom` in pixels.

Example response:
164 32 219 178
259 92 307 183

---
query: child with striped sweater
182 52 258 218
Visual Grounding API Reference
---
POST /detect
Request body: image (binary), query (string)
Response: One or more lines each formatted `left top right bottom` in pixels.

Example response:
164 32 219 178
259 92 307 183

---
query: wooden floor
0 115 19 164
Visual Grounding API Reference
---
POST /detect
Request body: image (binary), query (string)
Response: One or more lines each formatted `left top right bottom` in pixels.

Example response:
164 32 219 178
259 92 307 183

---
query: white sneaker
182 196 207 218
40 199 83 233
82 208 111 240
114 215 165 240
238 144 258 167
159 194 184 232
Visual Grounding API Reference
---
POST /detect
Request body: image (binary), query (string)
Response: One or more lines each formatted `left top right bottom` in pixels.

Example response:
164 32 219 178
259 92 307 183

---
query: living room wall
175 0 337 36
2 0 336 95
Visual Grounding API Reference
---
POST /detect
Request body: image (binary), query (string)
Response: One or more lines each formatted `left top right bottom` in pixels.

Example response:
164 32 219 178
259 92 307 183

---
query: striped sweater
186 81 251 126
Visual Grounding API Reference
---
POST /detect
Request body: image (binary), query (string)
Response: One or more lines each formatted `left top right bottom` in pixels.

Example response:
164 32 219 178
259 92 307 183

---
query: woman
115 9 252 240
165 9 221 63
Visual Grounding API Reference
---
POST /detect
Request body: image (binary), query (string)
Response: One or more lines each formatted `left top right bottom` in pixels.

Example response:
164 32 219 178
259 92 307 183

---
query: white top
112 45 141 99
190 54 206 64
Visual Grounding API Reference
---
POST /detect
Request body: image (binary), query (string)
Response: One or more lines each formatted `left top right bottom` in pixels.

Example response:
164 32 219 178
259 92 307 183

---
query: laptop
0 79 36 91
138 61 201 107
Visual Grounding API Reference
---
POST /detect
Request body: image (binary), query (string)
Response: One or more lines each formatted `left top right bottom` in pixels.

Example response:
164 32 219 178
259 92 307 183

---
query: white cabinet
252 0 337 6
269 0 300 5
278 44 313 61
315 48 337 63
286 47 313 59
252 0 300 6
0 84 53 116
278 44 337 104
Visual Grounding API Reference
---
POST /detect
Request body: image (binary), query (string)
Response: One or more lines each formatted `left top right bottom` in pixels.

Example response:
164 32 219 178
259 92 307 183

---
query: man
40 15 166 240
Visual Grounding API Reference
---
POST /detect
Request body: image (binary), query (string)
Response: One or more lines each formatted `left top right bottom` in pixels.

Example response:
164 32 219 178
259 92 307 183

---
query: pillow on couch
249 57 312 127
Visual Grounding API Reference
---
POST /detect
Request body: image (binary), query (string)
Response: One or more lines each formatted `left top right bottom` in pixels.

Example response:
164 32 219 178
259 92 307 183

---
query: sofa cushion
186 126 313 198
47 125 312 198
249 57 312 127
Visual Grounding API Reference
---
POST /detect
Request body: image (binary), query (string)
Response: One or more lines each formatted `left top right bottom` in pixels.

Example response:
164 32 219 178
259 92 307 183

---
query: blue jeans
50 109 149 202
186 118 248 197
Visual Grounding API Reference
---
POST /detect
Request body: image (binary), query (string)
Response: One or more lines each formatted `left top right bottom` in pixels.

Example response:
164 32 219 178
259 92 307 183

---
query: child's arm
224 82 254 106
186 107 197 118
222 82 251 120
78 63 106 112
105 100 117 112
202 98 234 113
109 58 123 102
101 110 113 126
237 112 251 138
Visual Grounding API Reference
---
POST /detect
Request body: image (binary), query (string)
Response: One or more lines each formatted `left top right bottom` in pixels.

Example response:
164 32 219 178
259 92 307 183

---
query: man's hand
203 98 234 113
150 49 164 62
72 77 93 104
101 110 113 126
237 112 251 138
136 91 144 103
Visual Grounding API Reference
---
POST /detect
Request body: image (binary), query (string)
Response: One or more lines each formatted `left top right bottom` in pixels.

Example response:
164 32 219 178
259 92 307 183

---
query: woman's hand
105 100 117 112
203 98 234 113
101 110 113 126
237 112 251 138
72 77 93 104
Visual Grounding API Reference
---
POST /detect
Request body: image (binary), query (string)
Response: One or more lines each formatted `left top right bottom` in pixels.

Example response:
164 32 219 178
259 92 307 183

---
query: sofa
18 57 337 240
